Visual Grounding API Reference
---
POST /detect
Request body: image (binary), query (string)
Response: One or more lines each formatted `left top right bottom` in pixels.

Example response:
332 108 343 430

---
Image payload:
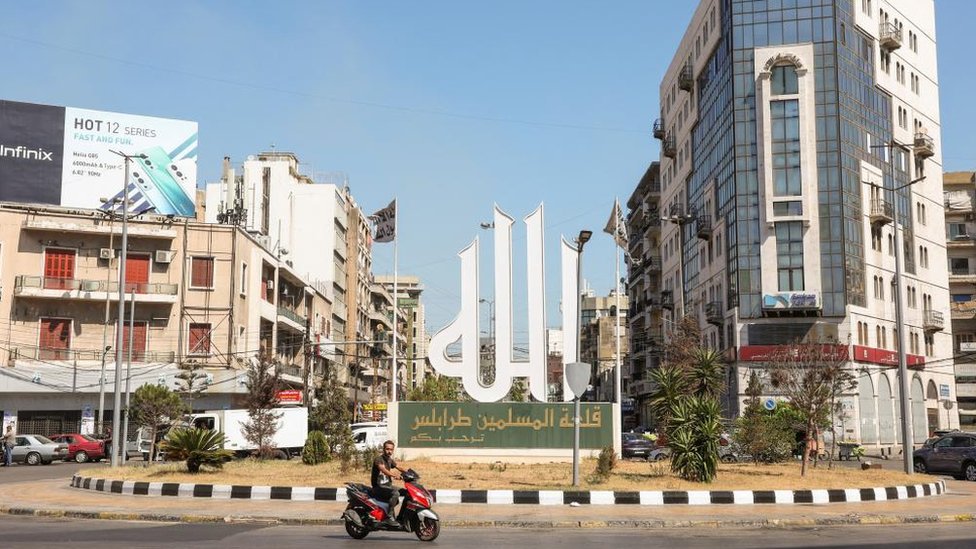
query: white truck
189 407 309 459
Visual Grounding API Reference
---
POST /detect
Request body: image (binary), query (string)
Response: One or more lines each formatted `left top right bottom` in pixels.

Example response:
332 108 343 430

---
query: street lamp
107 150 145 467
867 140 926 475
572 229 592 487
667 206 695 316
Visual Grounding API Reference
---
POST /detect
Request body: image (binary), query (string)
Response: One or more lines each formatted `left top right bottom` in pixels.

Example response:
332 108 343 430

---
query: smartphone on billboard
133 146 196 216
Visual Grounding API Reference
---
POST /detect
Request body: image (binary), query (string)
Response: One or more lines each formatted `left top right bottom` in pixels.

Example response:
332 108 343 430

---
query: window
951 258 970 275
950 223 968 239
190 257 215 288
188 323 212 356
121 321 148 362
43 248 76 290
773 201 803 216
240 263 248 296
770 65 799 95
39 318 71 360
770 100 802 196
776 221 804 291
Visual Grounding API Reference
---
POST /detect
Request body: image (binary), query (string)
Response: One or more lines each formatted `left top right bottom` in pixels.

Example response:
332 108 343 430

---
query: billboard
0 100 197 216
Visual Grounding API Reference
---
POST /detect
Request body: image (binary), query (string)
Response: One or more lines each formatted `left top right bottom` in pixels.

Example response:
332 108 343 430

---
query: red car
50 433 106 463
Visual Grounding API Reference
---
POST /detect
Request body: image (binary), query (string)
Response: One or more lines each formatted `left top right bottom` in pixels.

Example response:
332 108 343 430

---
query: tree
310 367 355 463
174 360 208 411
506 377 528 402
767 339 855 476
161 428 233 473
650 345 725 482
129 384 186 465
733 372 796 463
242 352 283 459
407 374 463 401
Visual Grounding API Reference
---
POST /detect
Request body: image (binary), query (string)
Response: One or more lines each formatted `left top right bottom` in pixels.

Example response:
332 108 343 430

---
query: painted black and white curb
70 475 946 505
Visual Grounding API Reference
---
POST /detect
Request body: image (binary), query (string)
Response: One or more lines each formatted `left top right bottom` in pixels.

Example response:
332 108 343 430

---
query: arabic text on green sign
399 402 612 449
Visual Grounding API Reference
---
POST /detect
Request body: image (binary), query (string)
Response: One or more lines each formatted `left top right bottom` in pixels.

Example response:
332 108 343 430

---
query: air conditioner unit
154 250 175 264
99 248 115 260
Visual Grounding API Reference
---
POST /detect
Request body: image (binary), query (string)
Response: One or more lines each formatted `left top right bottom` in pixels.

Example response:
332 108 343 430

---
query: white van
352 425 388 451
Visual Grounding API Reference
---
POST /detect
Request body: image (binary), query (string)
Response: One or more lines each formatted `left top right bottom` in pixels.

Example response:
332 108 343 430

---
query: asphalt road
2 516 976 548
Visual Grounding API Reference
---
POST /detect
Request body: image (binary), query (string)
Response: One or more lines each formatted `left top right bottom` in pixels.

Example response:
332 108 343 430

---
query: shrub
356 445 382 473
668 396 722 482
160 428 233 473
594 445 617 479
302 431 330 465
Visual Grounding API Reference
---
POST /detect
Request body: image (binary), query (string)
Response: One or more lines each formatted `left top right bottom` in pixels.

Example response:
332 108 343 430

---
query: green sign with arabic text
399 402 612 448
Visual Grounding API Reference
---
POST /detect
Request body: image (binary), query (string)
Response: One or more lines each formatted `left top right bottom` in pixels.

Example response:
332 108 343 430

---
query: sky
2 1 975 340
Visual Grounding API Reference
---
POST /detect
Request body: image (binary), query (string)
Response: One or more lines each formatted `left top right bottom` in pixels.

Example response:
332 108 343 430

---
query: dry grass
104 458 918 491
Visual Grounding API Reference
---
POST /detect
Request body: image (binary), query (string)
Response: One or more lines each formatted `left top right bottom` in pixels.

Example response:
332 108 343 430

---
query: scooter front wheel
414 517 440 542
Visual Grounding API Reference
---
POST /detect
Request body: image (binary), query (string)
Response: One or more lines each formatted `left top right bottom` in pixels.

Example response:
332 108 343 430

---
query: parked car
50 433 106 463
648 447 671 461
913 431 976 481
8 435 68 465
621 433 656 459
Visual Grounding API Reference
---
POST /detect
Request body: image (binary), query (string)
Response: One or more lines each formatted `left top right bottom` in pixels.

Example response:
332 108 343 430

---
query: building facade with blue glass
652 0 956 448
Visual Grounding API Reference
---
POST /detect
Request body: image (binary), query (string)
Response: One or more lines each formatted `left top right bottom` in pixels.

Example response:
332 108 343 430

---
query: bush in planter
160 428 233 473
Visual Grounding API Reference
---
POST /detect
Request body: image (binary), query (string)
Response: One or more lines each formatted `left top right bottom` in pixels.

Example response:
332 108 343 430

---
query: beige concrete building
0 203 331 435
375 274 429 395
579 289 629 403
946 171 976 427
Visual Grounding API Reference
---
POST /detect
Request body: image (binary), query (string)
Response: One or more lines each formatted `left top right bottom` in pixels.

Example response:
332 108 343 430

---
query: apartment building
625 162 664 426
0 203 331 434
646 0 954 448
945 171 976 427
374 275 429 394
204 152 380 405
579 290 629 404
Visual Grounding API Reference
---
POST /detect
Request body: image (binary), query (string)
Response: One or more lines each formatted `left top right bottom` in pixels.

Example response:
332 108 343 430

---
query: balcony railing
277 305 307 327
923 309 945 332
644 255 663 272
869 198 894 226
660 290 675 310
678 63 694 91
705 301 724 325
652 118 665 139
879 21 902 51
14 275 178 297
914 132 935 159
696 215 712 239
662 133 677 158
9 346 175 363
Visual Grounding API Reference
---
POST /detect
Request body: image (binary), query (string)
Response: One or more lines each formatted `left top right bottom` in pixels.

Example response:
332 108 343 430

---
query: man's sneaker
382 517 399 528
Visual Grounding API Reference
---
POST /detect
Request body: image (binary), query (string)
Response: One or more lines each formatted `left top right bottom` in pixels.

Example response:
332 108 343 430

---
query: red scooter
342 468 440 542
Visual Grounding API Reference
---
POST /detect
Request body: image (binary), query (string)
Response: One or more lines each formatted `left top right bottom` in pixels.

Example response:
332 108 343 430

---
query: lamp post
573 229 592 487
667 206 696 316
107 150 144 467
867 140 925 475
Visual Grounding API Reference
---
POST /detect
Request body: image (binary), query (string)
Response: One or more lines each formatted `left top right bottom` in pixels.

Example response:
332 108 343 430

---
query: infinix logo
0 144 54 161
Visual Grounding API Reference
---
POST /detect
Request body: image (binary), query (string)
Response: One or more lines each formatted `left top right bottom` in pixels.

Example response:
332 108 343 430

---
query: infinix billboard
0 100 198 217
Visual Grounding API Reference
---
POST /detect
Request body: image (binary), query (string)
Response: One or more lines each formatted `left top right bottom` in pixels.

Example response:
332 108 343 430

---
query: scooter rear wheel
344 519 370 539
414 517 440 542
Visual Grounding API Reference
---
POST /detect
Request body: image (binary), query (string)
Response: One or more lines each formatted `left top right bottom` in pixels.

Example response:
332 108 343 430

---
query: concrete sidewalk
2 476 976 529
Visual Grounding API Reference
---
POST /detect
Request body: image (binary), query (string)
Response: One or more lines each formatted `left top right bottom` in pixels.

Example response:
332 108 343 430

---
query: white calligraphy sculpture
428 204 580 402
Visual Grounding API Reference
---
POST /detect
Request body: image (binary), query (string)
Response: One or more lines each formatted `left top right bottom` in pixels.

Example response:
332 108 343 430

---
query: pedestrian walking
2 424 15 467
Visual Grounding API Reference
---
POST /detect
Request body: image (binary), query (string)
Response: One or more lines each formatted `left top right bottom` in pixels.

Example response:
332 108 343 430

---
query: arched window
771 65 799 95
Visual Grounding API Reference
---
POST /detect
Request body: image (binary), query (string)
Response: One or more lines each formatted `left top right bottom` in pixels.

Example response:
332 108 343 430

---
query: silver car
9 435 68 465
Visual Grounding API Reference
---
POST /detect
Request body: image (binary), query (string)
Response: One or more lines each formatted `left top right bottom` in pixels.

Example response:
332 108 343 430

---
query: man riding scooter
371 440 408 527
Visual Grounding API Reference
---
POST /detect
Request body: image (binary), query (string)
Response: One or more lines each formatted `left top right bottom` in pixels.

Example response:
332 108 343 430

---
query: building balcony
914 133 935 159
869 198 894 226
879 21 902 51
21 219 177 239
705 301 724 326
9 346 175 363
652 118 665 139
277 305 307 331
660 290 674 311
696 214 712 240
678 63 694 91
923 309 945 332
948 235 975 248
13 275 178 304
951 301 976 320
662 134 677 158
369 308 394 330
644 255 663 272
